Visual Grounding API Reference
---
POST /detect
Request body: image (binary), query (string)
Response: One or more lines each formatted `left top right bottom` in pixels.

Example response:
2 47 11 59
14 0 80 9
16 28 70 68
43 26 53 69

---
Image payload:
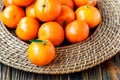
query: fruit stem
86 5 90 8
42 4 46 7
30 40 48 46
62 20 67 27
87 0 94 8
42 40 48 46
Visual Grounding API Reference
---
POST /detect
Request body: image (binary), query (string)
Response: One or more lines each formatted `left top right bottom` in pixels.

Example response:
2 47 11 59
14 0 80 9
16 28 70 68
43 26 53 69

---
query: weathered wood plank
0 63 2 80
0 53 120 80
0 63 11 80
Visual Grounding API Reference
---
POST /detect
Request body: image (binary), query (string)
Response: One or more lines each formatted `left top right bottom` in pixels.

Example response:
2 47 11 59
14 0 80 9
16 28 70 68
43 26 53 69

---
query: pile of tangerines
0 0 101 66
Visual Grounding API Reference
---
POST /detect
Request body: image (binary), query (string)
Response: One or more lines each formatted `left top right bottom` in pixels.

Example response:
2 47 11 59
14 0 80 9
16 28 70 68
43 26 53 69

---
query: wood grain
0 53 120 80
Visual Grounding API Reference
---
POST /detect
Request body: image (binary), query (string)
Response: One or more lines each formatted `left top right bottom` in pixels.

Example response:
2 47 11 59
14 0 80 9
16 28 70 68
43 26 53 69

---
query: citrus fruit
25 0 37 18
59 0 74 9
16 17 40 41
38 22 64 46
3 0 14 7
74 0 97 7
34 0 61 22
75 5 101 28
28 40 55 66
65 20 89 43
0 5 25 28
13 0 33 6
56 5 75 27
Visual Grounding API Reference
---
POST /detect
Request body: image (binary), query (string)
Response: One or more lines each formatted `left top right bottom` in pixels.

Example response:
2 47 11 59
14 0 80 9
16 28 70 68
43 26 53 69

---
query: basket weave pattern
0 0 120 74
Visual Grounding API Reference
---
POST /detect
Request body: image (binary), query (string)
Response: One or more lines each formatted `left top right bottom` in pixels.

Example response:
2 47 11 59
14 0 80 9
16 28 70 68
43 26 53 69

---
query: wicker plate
0 0 120 74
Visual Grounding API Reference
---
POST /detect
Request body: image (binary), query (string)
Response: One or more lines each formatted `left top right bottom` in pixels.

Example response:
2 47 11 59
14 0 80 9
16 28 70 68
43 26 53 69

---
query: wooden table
0 52 120 80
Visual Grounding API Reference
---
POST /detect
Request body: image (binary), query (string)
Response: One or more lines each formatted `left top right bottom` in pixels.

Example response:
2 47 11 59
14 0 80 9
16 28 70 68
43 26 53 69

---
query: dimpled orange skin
65 20 89 43
59 0 74 9
38 22 64 46
34 0 61 22
28 40 56 66
13 0 33 6
74 0 97 7
3 0 14 7
16 17 40 41
26 0 37 18
0 5 25 28
56 5 75 27
75 5 101 28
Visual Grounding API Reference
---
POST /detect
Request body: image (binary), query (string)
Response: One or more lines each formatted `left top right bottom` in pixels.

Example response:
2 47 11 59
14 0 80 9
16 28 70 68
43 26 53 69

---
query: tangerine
16 17 40 41
28 40 55 66
56 5 75 27
74 0 97 7
26 0 37 18
38 22 64 46
13 0 33 6
34 0 61 22
65 20 89 43
0 5 25 28
3 0 14 7
59 0 74 9
75 5 101 28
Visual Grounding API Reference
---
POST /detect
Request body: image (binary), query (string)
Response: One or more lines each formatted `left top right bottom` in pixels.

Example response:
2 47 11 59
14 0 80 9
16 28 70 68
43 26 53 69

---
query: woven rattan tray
0 0 120 74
